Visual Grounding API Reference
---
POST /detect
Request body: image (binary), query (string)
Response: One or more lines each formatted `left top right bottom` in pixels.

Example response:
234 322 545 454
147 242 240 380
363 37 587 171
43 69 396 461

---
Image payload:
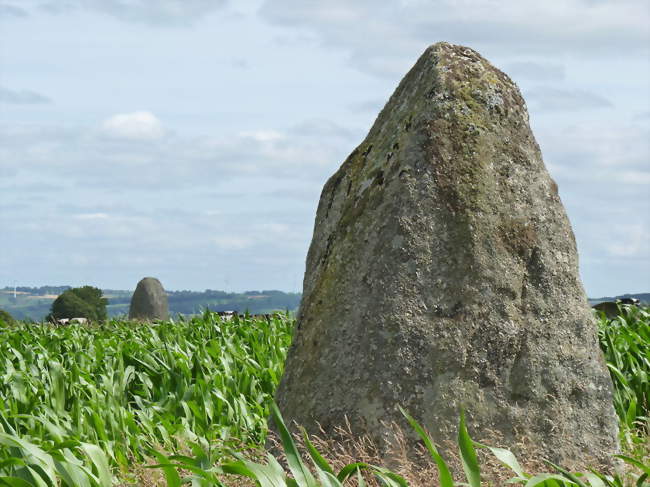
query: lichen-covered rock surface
275 42 619 466
128 277 169 321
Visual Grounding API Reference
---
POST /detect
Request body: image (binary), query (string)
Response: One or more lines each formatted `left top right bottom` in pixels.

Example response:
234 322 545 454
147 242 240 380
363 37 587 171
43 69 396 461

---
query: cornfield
0 312 293 485
0 306 647 486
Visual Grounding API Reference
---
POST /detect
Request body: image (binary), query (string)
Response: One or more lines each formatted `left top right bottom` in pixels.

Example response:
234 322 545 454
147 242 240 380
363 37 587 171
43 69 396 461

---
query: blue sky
0 0 648 297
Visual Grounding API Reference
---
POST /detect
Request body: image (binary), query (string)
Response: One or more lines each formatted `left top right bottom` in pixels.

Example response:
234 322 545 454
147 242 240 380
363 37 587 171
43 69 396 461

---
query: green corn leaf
316 470 344 487
592 473 621 487
53 459 93 487
625 398 638 428
371 468 408 487
220 461 256 479
50 441 80 451
337 462 370 482
614 455 650 476
79 443 112 487
544 460 586 487
398 406 454 487
148 451 182 487
0 477 38 487
580 472 607 487
356 469 367 487
458 411 481 487
474 442 527 480
524 473 577 486
23 466 49 487
0 434 58 487
302 429 335 476
0 458 27 469
246 454 290 487
269 402 317 487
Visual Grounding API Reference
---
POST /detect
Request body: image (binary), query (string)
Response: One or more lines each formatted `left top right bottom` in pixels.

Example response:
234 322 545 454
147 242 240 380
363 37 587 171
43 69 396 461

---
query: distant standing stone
274 42 619 467
129 277 169 321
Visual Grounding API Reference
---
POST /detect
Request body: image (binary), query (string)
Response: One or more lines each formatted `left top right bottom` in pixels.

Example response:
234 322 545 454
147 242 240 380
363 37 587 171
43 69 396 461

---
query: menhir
274 42 619 467
129 277 169 321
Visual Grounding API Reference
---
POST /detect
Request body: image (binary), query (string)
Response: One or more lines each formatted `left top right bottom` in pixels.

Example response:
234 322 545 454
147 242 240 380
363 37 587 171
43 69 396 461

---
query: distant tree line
1 287 301 321
3 285 72 296
166 290 301 315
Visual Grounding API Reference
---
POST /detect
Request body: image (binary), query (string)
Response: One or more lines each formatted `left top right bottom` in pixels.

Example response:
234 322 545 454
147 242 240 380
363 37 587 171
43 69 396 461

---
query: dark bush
0 309 15 325
47 286 108 322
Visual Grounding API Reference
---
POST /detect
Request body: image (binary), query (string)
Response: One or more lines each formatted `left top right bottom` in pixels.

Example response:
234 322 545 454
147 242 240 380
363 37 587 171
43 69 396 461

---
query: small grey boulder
129 277 169 321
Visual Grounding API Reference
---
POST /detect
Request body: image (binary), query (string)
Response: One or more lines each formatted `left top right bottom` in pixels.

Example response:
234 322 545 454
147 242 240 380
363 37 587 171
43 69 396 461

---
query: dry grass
114 439 263 487
116 460 168 487
113 416 649 487
115 425 648 487
266 419 553 487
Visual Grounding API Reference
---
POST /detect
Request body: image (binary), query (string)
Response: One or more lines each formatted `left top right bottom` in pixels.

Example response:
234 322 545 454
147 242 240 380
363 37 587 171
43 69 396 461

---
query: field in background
0 307 647 486
3 285 648 323
0 287 301 321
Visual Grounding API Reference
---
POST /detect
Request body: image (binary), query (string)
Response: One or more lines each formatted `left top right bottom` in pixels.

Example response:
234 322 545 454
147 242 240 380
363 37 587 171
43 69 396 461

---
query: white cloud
74 212 109 220
34 0 228 26
541 122 649 174
0 114 353 194
101 111 165 141
260 222 290 234
605 224 650 258
212 235 254 250
259 0 649 77
347 99 385 114
616 170 650 185
238 130 284 142
525 87 612 112
210 220 308 253
290 119 356 139
1 0 647 295
505 62 565 82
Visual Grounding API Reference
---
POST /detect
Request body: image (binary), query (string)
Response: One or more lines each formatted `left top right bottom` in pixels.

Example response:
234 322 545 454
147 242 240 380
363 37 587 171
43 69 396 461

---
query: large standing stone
275 42 619 466
129 277 169 321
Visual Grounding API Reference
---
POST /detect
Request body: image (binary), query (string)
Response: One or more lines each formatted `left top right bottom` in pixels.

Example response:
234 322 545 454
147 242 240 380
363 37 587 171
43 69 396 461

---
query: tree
47 286 108 322
0 309 15 325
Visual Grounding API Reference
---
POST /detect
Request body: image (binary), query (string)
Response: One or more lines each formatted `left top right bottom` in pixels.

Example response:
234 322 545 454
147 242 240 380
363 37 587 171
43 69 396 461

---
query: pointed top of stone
275 42 619 468
128 277 169 321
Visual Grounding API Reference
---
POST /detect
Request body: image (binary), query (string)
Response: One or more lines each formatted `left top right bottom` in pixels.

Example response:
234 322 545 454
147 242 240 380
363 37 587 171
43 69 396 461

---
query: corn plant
596 305 649 433
0 428 112 487
0 307 648 486
205 404 648 487
154 402 393 487
0 312 294 483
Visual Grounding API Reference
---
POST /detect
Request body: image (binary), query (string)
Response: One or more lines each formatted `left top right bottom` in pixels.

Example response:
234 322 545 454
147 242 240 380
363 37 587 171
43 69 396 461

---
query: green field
0 307 647 486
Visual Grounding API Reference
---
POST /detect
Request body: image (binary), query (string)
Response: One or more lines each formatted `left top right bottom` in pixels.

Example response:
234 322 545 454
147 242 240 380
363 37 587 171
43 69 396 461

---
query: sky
0 0 648 297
